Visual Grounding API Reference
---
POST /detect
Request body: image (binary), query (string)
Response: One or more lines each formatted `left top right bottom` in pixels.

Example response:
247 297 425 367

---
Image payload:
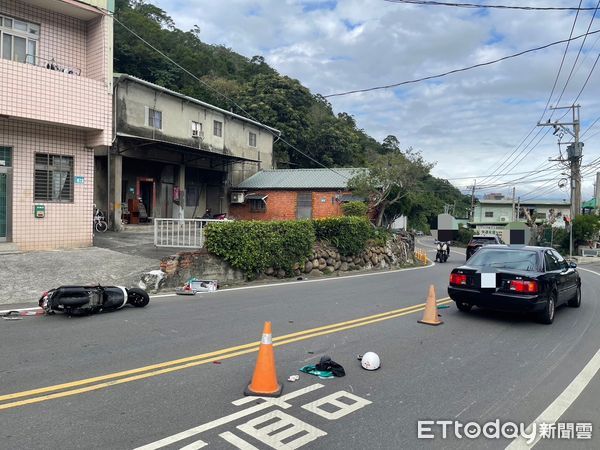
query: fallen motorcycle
39 285 149 316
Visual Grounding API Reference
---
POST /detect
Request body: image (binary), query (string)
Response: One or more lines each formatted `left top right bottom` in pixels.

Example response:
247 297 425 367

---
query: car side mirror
569 261 577 269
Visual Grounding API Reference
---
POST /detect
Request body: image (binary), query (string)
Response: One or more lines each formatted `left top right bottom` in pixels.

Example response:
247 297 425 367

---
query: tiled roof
235 168 364 189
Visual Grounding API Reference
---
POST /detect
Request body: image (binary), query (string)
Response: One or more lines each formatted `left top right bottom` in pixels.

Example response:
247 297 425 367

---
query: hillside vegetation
114 0 471 229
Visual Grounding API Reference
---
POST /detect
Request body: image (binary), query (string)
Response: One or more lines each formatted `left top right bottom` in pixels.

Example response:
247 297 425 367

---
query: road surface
1 238 598 449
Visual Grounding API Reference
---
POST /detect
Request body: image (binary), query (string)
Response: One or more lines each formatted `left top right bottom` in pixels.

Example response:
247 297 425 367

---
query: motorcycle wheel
127 288 150 307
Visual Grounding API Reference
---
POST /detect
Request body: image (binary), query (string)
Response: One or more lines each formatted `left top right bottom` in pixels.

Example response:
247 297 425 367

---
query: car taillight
510 280 538 294
450 273 467 286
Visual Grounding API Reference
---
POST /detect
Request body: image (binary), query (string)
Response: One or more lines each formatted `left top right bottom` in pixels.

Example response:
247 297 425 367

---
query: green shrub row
342 201 369 217
205 216 375 278
311 216 373 256
205 220 315 279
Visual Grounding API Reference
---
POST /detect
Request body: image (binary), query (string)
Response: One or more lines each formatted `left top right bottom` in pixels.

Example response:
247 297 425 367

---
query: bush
456 228 475 245
342 201 368 217
313 216 373 255
205 220 315 279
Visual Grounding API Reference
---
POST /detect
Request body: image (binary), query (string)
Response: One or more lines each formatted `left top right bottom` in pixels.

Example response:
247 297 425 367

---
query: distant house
471 199 571 236
230 168 365 220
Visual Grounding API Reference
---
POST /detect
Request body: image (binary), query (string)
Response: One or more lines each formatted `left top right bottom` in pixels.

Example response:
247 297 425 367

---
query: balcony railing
22 54 82 76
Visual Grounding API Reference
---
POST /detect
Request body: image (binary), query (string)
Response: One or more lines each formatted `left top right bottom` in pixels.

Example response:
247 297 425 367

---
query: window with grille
34 154 73 202
249 199 266 212
297 192 312 219
0 15 39 64
484 211 494 218
249 132 257 147
213 120 223 137
0 147 11 167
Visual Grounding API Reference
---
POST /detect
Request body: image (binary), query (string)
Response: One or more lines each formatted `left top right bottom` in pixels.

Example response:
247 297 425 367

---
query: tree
571 215 600 249
347 148 434 227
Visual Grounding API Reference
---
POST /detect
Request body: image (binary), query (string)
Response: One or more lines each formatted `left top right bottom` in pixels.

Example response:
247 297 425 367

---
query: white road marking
218 431 259 449
236 410 327 449
506 266 600 449
135 384 324 450
302 391 372 420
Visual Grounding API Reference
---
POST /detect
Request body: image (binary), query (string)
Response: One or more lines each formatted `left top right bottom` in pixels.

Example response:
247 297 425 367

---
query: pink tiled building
0 0 113 251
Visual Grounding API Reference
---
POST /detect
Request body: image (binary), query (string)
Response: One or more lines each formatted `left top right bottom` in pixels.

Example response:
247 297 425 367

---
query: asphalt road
1 239 598 449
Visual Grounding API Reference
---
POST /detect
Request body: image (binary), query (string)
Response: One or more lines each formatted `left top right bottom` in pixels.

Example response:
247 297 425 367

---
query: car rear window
471 237 497 244
467 249 540 271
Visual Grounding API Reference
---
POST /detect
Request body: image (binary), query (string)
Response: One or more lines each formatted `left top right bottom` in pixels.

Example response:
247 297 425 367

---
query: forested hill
114 0 471 229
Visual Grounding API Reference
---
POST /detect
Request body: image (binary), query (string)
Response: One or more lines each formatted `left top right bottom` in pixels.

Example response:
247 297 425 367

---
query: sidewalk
0 227 177 308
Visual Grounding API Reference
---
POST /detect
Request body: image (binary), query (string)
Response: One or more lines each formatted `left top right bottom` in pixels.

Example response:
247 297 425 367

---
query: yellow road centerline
0 297 451 410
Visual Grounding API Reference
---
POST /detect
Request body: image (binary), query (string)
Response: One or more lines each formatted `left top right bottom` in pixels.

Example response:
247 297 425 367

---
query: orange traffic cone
244 321 283 397
418 285 443 326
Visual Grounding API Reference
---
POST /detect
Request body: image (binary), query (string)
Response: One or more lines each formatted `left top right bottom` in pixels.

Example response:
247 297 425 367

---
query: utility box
502 222 531 245
34 204 45 219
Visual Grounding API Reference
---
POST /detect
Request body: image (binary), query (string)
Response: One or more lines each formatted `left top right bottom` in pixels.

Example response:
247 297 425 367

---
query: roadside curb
0 261 435 314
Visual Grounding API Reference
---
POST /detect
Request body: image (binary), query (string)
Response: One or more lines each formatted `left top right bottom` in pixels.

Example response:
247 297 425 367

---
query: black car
466 235 503 260
448 245 581 324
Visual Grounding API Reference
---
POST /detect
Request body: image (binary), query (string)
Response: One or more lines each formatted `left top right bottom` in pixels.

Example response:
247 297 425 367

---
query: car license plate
481 273 496 288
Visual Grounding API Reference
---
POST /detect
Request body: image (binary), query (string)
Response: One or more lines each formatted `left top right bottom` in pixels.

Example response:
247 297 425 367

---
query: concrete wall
1 119 94 251
0 1 113 146
115 79 273 173
229 190 346 221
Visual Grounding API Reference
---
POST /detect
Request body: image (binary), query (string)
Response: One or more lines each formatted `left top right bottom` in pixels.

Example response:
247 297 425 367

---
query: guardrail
154 218 224 248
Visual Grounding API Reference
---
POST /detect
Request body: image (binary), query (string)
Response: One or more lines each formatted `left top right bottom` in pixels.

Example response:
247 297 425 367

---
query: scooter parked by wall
39 285 149 316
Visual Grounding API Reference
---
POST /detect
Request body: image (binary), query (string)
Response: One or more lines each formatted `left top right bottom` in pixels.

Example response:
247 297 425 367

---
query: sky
150 0 600 203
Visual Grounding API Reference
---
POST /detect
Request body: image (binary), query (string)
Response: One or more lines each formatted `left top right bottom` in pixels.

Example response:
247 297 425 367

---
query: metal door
0 147 12 242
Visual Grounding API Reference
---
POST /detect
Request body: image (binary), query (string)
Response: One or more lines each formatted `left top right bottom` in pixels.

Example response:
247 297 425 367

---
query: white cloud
151 0 600 201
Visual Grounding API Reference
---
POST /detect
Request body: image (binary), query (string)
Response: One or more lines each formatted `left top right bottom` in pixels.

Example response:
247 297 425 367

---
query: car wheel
568 285 581 308
538 291 556 324
456 301 472 312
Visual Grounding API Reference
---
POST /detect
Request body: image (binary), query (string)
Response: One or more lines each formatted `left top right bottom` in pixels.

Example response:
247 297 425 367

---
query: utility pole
469 180 476 222
517 196 521 221
538 105 583 220
511 187 516 222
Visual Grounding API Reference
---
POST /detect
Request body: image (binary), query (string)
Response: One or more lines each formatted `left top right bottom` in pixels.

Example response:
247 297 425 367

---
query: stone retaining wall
140 234 415 292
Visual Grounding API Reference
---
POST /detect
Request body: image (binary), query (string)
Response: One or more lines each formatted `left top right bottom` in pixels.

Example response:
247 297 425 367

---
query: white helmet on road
360 352 381 370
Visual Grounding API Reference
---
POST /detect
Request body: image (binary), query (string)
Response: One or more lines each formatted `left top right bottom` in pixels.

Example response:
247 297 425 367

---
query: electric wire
383 1 599 11
323 29 600 98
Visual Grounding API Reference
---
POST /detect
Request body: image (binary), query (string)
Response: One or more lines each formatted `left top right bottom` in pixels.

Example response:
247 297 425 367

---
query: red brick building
229 168 365 221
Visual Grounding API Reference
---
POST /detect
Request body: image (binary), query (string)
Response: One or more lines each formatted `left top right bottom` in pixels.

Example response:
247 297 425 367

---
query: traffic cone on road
418 285 443 326
244 321 283 397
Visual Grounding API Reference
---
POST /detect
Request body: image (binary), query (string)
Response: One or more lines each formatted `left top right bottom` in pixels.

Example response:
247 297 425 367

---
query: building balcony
0 57 112 145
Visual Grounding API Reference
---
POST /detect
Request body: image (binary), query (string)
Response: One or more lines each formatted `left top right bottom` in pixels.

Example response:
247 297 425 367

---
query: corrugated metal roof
235 168 364 189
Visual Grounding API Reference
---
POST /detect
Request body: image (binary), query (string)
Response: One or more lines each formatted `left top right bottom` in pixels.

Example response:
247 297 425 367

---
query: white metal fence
154 218 223 248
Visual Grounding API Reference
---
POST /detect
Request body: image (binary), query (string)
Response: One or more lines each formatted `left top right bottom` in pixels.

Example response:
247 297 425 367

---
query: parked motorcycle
39 285 150 316
435 241 450 263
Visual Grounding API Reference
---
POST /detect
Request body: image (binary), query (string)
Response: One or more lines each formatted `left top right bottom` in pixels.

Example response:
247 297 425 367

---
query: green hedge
205 217 376 277
313 216 373 256
342 201 368 217
205 220 315 279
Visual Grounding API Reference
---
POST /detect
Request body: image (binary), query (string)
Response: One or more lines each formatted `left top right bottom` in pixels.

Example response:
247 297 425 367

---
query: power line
550 1 600 109
108 11 351 179
323 29 600 98
476 4 583 186
383 0 599 11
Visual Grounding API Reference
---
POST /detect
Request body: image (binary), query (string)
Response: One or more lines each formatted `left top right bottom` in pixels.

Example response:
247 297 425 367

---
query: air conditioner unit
500 216 507 222
231 192 245 204
192 130 204 139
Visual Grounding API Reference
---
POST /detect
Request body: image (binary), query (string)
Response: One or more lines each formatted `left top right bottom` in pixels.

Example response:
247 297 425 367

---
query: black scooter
39 285 149 316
